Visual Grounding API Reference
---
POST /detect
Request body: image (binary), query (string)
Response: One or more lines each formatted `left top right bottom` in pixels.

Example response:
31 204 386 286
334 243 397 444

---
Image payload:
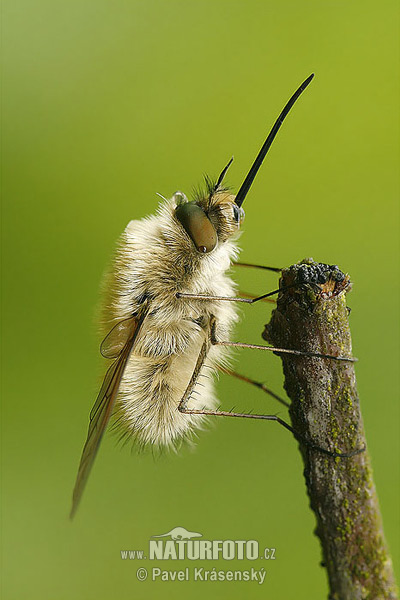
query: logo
152 526 202 541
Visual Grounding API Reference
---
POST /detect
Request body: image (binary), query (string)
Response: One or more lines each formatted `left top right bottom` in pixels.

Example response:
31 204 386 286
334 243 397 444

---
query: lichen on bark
264 258 397 600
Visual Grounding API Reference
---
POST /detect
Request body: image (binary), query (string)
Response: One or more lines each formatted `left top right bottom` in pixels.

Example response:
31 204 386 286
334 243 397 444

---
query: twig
263 258 398 600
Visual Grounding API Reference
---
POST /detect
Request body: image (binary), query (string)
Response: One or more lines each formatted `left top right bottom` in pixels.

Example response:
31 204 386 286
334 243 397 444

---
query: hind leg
218 366 289 409
178 318 364 458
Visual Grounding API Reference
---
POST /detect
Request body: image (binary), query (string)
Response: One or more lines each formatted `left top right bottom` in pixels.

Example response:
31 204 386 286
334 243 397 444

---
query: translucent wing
70 310 147 518
100 316 138 359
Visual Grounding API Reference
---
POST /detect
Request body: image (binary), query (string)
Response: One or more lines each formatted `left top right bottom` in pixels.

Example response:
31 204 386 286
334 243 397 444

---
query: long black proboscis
235 73 314 208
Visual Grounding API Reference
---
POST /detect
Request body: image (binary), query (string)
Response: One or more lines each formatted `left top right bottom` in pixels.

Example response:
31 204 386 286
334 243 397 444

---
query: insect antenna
214 156 234 191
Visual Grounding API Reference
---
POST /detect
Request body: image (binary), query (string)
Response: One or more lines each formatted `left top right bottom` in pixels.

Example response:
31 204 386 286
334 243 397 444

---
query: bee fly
70 74 361 518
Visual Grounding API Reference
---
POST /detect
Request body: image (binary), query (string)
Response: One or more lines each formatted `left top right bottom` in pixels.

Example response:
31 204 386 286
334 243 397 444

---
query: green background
2 1 399 598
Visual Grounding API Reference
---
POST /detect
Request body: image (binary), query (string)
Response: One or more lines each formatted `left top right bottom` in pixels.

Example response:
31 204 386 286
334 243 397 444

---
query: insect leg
238 290 276 304
178 318 364 458
234 262 282 273
218 366 289 408
234 261 283 301
176 287 284 303
178 337 210 413
213 339 356 363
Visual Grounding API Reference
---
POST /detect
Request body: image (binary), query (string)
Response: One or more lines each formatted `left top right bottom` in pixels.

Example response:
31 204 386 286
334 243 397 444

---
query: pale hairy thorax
100 194 242 449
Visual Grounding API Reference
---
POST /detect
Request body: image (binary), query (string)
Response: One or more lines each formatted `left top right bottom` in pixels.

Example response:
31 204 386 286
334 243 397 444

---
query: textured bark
264 258 397 600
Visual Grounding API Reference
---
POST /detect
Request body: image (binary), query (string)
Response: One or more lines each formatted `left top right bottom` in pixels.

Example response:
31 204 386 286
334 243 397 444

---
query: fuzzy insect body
102 193 240 448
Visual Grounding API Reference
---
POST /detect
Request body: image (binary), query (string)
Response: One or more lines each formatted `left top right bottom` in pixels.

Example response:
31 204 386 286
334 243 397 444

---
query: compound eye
172 191 189 207
175 202 217 253
233 204 245 224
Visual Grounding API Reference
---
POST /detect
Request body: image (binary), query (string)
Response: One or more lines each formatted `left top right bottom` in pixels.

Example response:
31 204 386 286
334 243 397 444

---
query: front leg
176 287 283 304
234 261 282 273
